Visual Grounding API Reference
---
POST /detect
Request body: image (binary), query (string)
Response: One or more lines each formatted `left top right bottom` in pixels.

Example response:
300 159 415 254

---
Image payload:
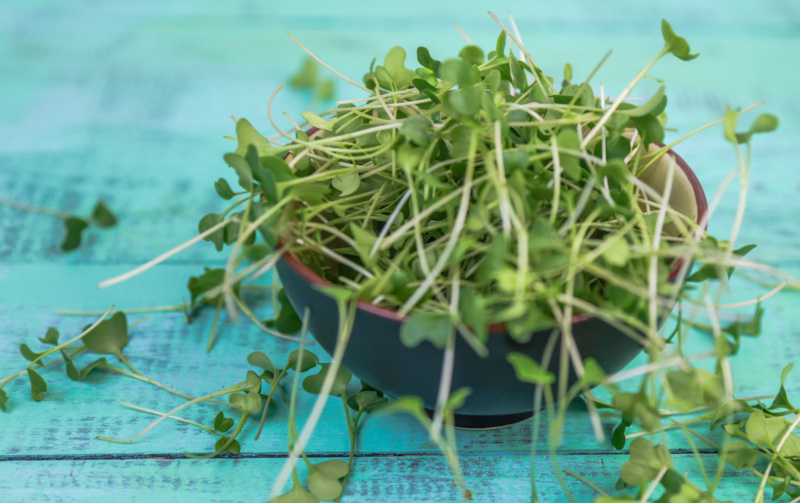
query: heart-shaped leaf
27 369 47 402
79 358 110 380
61 217 89 251
286 349 319 373
39 327 59 346
213 411 235 433
61 350 80 381
303 363 352 396
82 312 129 356
661 20 699 61
91 201 117 228
214 178 235 200
247 351 275 377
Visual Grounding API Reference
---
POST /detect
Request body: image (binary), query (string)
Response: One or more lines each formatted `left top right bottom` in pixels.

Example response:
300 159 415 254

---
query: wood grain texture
1 0 799 501
0 453 764 503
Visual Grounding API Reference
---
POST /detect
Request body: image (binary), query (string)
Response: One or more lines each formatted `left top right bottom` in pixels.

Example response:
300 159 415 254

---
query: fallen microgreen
0 198 116 251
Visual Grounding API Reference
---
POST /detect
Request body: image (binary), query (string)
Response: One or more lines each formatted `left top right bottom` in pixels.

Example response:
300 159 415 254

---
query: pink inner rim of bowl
279 145 708 334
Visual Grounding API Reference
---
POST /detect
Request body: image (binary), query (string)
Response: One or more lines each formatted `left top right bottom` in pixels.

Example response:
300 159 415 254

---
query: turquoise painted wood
1 1 799 501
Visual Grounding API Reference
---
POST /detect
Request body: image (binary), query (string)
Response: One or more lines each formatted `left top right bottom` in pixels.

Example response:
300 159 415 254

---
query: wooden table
1 1 798 501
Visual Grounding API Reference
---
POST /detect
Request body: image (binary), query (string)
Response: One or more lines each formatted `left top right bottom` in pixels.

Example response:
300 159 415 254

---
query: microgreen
0 198 117 251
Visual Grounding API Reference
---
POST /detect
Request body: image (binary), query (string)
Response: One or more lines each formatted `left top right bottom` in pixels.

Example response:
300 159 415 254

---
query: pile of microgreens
3 13 799 503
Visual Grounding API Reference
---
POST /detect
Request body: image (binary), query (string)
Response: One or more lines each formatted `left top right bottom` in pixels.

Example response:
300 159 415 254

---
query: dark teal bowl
276 147 707 428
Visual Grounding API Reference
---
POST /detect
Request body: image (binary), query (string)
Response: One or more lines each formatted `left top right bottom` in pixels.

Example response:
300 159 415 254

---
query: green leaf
563 63 573 83
303 363 352 396
308 460 350 501
661 20 699 61
213 411 235 433
198 213 224 252
82 312 129 356
289 57 319 89
286 349 319 373
397 144 424 171
748 113 779 134
331 172 361 196
509 53 528 92
352 390 388 412
735 113 779 143
626 86 666 118
495 31 506 57
265 288 303 334
378 395 430 425
720 441 759 470
247 351 275 376
579 358 606 387
447 87 482 117
27 368 47 402
399 115 431 146
349 223 378 268
0 389 8 412
314 459 349 479
250 150 296 204
768 363 796 411
399 310 453 349
286 182 329 205
416 46 437 71
229 390 262 414
61 217 89 251
458 45 484 66
528 219 561 251
79 357 109 379
307 469 342 501
187 267 225 305
597 159 630 183
612 421 629 450
223 153 253 190
619 438 673 486
603 238 632 267
61 350 80 381
301 111 335 132
39 327 59 346
442 58 474 87
723 305 763 337
506 352 555 384
459 286 488 343
234 118 271 157
19 343 45 364
214 436 241 455
555 128 582 180
383 46 416 90
268 483 319 503
723 105 739 144
445 387 472 412
214 178 235 200
91 201 117 228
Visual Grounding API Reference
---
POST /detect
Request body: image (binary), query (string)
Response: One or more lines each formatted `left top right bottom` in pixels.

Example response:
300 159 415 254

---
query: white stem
286 32 370 93
98 219 229 289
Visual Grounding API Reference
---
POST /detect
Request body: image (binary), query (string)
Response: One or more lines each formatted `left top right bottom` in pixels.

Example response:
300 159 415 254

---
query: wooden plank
0 452 765 503
0 265 797 458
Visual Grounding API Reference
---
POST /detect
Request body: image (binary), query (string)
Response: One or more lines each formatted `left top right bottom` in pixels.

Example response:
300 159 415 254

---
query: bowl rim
278 144 708 334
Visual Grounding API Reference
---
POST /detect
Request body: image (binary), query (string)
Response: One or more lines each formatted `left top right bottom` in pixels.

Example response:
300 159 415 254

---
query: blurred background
1 0 798 280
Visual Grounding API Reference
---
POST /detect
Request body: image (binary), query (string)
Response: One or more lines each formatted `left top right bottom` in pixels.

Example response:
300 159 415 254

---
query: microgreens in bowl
5 13 797 503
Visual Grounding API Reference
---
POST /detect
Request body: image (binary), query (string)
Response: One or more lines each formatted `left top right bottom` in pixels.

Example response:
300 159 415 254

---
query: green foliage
399 311 453 349
82 312 129 357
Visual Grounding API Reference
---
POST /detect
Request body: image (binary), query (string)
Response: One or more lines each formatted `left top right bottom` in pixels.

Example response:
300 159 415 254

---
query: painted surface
1 0 798 501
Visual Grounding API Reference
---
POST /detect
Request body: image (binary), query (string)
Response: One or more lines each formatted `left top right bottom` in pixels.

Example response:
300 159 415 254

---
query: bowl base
424 409 536 430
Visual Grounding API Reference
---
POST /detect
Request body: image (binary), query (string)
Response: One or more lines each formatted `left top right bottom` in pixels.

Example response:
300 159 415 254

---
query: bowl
275 145 708 428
